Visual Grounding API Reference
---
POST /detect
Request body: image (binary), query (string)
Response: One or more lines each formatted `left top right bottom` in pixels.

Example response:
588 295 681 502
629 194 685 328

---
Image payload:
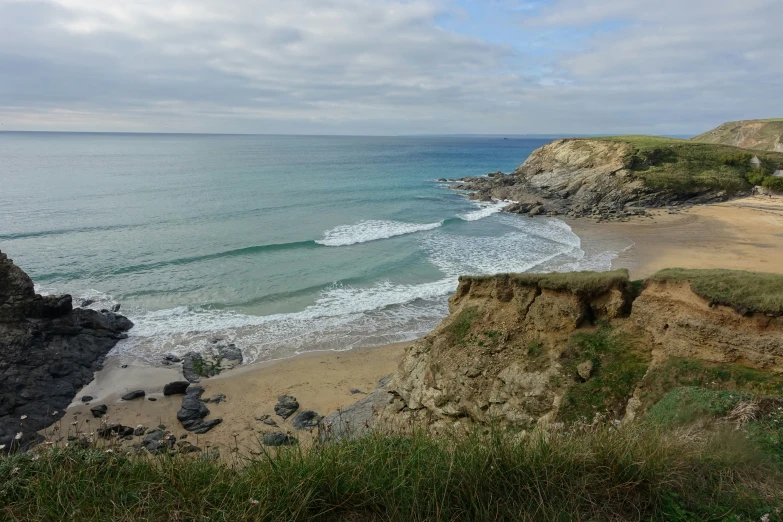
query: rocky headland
450 135 783 220
692 118 783 152
0 251 133 449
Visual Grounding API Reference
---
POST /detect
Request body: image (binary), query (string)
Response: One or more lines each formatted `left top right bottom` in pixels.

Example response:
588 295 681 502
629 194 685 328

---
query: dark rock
182 343 243 383
90 404 108 418
350 389 364 395
81 395 94 402
163 381 190 396
158 424 166 430
142 429 176 454
0 251 134 449
80 299 95 307
438 178 448 182
274 395 299 419
121 390 145 401
121 365 128 369
177 440 201 453
147 397 157 401
263 418 278 427
292 410 322 430
203 393 226 404
111 304 121 313
262 432 297 446
176 386 222 434
322 375 395 441
163 354 182 363
134 425 147 436
98 424 134 439
254 414 270 421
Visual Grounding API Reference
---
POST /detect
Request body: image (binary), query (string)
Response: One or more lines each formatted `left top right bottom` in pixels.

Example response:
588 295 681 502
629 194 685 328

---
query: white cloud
0 0 781 134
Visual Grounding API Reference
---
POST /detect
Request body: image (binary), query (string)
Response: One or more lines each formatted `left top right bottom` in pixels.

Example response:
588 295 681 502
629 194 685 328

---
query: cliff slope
326 268 783 435
452 136 783 219
692 119 783 152
0 251 133 449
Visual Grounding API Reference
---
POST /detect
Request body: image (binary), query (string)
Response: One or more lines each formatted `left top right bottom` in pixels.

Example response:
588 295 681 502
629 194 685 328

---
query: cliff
0 251 133 449
326 268 783 435
452 136 783 219
692 119 783 152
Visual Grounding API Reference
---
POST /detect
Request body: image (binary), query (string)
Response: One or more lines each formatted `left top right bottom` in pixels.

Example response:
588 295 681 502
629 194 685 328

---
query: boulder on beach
292 410 323 430
262 432 297 447
163 381 190 396
176 386 222 434
90 405 108 418
121 390 145 401
274 395 299 419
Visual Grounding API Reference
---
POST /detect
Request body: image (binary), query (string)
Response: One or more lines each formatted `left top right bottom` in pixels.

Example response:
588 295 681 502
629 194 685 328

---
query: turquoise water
0 132 624 363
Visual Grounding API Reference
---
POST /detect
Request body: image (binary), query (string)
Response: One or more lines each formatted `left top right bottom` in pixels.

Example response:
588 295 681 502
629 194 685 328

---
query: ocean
0 132 627 364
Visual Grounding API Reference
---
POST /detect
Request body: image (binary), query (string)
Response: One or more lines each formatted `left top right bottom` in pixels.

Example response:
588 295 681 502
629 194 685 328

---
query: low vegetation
588 136 783 194
652 268 783 315
2 423 782 521
559 324 650 422
461 269 629 297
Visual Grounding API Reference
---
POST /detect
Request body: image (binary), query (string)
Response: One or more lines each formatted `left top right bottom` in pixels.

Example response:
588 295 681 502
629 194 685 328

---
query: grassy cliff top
692 119 783 152
651 268 783 315
461 269 629 296
575 136 783 194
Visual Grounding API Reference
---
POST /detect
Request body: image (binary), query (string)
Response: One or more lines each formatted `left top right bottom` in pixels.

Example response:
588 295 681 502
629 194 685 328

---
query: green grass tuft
647 387 748 427
461 269 629 297
651 268 783 315
2 425 782 521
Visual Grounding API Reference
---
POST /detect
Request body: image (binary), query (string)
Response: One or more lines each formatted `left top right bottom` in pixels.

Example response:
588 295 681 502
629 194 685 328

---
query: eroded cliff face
0 251 134 449
357 272 783 434
387 273 633 430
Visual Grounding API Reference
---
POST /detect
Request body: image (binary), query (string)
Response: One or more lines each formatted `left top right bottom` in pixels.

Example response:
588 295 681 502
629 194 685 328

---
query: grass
647 386 749 427
2 424 782 521
461 269 630 297
558 324 651 423
448 307 480 345
582 135 783 194
651 268 783 315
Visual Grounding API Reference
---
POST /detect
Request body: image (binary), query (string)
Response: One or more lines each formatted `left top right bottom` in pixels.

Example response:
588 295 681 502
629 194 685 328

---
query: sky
0 0 781 135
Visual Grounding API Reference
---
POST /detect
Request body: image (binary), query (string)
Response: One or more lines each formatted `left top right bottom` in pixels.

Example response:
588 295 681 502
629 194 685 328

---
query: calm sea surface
0 133 626 363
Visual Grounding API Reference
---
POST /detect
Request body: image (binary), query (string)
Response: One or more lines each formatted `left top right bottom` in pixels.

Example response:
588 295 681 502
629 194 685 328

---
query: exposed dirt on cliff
693 119 783 152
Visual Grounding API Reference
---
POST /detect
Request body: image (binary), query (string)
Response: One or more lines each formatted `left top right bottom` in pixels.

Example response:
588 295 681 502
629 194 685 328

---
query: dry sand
59 194 783 452
569 194 783 279
63 343 406 452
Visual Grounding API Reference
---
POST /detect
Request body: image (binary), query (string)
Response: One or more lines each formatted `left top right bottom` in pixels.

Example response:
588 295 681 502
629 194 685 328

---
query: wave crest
316 220 442 247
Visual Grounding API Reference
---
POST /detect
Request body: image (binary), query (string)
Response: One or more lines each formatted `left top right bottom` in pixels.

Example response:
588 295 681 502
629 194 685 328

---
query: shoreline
58 194 783 451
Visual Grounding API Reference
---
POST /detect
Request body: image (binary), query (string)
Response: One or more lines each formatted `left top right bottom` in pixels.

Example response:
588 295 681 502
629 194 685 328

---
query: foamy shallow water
3 133 631 366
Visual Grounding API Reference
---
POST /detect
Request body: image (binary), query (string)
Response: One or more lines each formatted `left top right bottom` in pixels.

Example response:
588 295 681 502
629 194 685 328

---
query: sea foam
457 200 513 221
315 220 443 246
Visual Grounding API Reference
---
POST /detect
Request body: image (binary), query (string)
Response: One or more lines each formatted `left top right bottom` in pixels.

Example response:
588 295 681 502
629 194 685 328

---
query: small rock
158 424 166 430
350 389 364 395
274 395 299 419
148 397 157 401
163 354 182 363
121 390 145 401
176 386 222 434
203 393 226 404
121 364 128 369
80 299 95 307
81 395 94 403
577 360 594 382
90 405 108 418
179 434 187 439
111 304 121 312
254 414 271 422
177 441 202 454
292 410 322 430
98 424 134 439
262 432 297 447
263 418 278 427
163 381 190 396
134 425 147 436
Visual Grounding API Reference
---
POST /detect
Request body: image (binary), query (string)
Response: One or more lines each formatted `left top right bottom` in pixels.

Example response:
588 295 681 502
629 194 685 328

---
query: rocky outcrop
182 341 243 383
451 139 742 220
693 119 783 152
176 386 222 434
330 270 783 434
0 251 133 450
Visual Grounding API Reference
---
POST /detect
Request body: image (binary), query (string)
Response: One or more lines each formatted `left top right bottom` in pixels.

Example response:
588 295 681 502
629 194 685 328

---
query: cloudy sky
1 0 781 135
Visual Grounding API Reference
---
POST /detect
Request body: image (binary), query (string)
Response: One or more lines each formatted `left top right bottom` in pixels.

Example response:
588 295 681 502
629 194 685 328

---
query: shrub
763 176 783 192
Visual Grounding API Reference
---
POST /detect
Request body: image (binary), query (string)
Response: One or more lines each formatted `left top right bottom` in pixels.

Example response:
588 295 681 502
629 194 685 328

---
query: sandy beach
569 194 783 279
57 194 783 453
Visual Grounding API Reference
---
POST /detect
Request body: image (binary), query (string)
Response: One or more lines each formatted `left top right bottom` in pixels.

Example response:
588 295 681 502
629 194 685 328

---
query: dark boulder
163 381 190 396
176 386 222 434
121 390 145 401
182 343 243 383
142 429 176 454
81 395 94 402
0 251 134 449
90 405 108 418
203 393 226 404
292 410 323 430
262 432 297 447
97 424 134 439
274 395 299 419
